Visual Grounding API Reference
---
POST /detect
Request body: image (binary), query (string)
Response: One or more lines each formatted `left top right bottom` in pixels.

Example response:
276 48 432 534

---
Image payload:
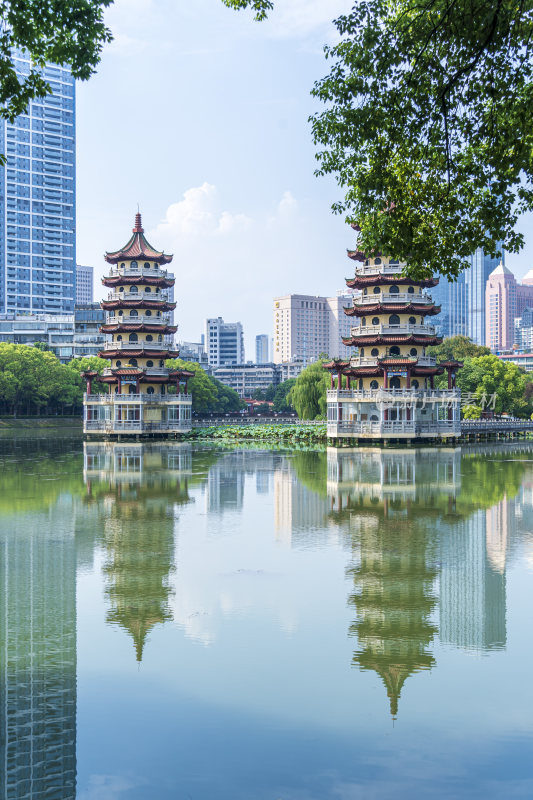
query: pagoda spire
133 211 144 233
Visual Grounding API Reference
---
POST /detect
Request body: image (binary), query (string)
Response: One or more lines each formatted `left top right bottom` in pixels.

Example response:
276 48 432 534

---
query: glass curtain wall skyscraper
433 271 468 339
465 247 503 346
0 52 75 314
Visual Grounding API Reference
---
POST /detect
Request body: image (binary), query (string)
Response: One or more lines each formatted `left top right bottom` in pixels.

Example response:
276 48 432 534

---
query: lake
1 434 532 799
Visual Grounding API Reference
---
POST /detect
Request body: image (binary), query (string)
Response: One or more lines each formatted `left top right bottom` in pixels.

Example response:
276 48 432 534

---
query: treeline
0 346 246 417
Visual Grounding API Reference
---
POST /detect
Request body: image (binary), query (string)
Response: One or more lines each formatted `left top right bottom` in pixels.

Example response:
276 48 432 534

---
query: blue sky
76 0 533 358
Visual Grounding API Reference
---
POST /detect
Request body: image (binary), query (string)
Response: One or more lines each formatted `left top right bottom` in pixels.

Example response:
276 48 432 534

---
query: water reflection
83 443 193 661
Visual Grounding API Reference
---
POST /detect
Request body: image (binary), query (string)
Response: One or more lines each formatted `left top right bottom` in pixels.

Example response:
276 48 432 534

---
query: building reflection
0 486 77 798
328 448 457 718
83 442 192 662
326 446 528 716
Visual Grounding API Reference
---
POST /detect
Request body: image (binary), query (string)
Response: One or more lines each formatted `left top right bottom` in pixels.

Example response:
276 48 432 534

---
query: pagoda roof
343 334 443 346
101 299 176 312
322 360 350 371
345 303 441 317
378 357 417 366
439 360 464 368
102 275 175 288
100 324 178 334
346 275 439 289
105 213 173 265
169 369 195 378
111 368 146 376
347 249 371 262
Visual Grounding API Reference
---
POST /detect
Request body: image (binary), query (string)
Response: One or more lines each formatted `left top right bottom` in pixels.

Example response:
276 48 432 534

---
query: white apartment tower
205 317 245 367
76 264 93 305
273 293 354 364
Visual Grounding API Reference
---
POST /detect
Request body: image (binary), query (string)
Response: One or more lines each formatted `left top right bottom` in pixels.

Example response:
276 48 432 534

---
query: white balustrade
355 292 433 305
104 314 170 326
350 323 436 337
103 341 170 351
106 291 168 302
108 266 169 278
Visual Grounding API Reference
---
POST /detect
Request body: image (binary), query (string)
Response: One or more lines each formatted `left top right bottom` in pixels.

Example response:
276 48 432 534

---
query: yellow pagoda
82 213 193 436
324 230 462 440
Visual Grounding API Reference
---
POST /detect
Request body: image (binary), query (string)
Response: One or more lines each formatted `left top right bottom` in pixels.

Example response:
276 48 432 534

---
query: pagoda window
119 286 124 292
390 259 399 265
130 285 138 294
373 286 380 294
131 261 138 269
129 333 138 342
146 335 153 342
374 258 382 265
372 317 379 326
159 360 164 367
146 360 154 367
145 286 152 293
362 317 367 326
144 262 150 269
120 262 125 268
118 310 123 317
408 286 415 294
370 380 379 389
412 379 419 388
161 385 166 395
363 288 368 295
116 360 122 367
360 348 365 356
158 334 162 342
389 285 399 294
359 378 363 390
129 358 138 366
389 314 400 325
145 309 152 316
130 309 138 317
390 377 401 389
410 347 418 356
147 386 154 394
128 384 137 394
117 335 122 341
371 348 379 356
409 316 416 325
390 346 401 355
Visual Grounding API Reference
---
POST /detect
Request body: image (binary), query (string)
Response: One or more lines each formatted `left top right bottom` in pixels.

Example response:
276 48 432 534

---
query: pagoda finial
133 210 143 233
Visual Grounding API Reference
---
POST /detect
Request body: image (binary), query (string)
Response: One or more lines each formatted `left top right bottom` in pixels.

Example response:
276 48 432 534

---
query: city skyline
73 0 533 358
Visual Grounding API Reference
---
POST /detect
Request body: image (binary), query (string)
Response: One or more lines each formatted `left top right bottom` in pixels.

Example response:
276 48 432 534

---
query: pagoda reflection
83 442 193 661
328 447 461 718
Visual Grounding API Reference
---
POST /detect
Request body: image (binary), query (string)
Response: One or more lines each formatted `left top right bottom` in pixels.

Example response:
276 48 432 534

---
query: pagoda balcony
106 314 170 326
84 420 192 434
327 418 460 438
354 264 404 276
327 388 460 401
85 393 192 403
103 341 171 351
351 323 436 337
108 265 169 278
356 292 433 305
107 291 168 302
349 355 437 368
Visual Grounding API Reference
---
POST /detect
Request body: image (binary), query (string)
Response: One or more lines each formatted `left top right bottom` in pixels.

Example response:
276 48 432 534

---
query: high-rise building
514 306 533 351
465 247 503 345
432 271 468 339
327 292 357 358
76 264 93 304
255 333 269 364
485 264 533 351
205 317 244 367
0 52 76 315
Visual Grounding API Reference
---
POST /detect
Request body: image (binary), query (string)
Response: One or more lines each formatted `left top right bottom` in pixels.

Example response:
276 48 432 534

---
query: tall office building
255 333 269 364
75 264 93 304
485 264 533 350
432 271 468 339
205 317 244 367
465 247 503 345
0 52 76 314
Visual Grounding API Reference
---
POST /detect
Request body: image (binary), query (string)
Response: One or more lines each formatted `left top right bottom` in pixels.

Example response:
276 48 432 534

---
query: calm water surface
1 435 533 799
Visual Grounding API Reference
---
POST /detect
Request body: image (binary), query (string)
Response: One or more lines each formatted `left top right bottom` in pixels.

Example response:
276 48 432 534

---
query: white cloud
265 0 352 39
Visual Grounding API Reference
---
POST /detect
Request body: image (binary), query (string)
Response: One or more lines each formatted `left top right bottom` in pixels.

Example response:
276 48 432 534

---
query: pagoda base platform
326 388 461 440
83 392 192 437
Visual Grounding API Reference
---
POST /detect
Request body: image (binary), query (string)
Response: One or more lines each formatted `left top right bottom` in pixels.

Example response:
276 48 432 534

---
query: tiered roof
105 213 173 265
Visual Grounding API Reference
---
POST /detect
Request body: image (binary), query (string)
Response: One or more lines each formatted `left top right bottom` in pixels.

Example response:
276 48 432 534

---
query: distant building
0 52 76 315
514 307 533 351
74 303 105 358
277 357 305 383
76 265 94 305
485 264 533 351
497 352 533 372
212 362 279 398
432 271 468 339
177 340 210 370
205 317 244 367
273 293 352 364
466 247 504 345
0 305 105 361
255 334 269 364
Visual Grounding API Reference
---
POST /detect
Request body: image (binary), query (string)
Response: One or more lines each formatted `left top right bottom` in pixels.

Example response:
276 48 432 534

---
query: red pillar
135 377 140 394
346 374 351 389
447 367 452 390
330 372 334 389
86 378 92 395
117 378 122 394
406 368 411 389
383 370 388 389
430 375 434 389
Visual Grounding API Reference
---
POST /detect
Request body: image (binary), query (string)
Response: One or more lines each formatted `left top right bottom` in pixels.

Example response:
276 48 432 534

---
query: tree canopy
0 0 112 136
288 361 329 420
428 335 490 362
310 0 533 279
165 359 243 413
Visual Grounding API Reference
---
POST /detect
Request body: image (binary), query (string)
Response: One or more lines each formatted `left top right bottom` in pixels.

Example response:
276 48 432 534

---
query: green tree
288 361 329 420
428 336 490 363
210 378 243 413
273 378 296 412
251 388 266 401
462 404 482 420
309 0 533 280
456 355 532 417
166 359 217 413
0 0 112 149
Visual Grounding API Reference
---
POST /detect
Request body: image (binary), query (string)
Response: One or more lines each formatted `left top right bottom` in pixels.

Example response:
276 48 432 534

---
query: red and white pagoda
82 213 193 436
324 232 461 440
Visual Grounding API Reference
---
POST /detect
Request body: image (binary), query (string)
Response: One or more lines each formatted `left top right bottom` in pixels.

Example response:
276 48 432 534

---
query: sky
76 0 533 359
